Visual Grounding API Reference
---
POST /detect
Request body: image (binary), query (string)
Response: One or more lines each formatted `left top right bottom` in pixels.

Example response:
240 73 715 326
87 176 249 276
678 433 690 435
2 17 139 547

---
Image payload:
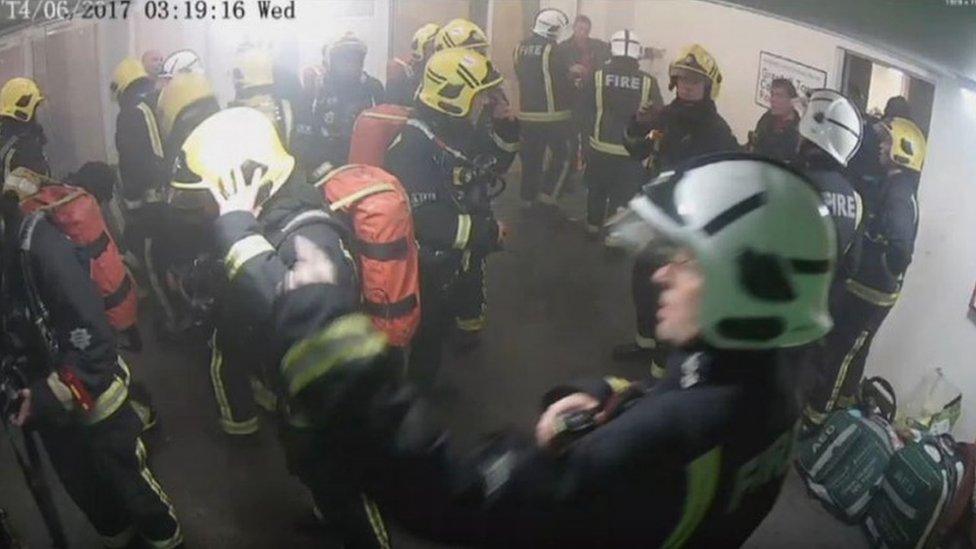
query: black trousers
453 252 487 332
37 401 182 548
584 150 644 228
279 422 390 549
407 253 456 389
802 291 893 425
209 327 264 435
519 121 573 202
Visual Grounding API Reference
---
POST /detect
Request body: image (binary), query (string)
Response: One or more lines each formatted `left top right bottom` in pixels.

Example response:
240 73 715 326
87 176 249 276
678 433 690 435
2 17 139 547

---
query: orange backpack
347 104 412 167
317 164 420 347
20 174 138 332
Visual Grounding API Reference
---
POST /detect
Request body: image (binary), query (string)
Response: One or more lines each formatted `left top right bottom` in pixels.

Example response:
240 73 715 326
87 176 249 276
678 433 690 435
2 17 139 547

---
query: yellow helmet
435 19 488 53
157 73 216 140
418 48 502 117
669 44 723 100
883 117 926 173
233 48 275 92
110 58 150 100
175 107 295 206
411 23 441 59
0 77 44 122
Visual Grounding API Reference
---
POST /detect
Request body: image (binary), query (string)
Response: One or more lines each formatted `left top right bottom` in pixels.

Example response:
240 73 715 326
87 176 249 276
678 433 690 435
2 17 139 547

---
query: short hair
883 96 911 120
574 15 592 27
770 78 797 98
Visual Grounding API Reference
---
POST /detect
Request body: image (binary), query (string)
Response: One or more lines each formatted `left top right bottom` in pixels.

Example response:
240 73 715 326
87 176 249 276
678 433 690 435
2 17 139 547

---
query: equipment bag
17 169 138 332
863 435 965 549
316 164 420 347
795 409 898 522
347 104 412 167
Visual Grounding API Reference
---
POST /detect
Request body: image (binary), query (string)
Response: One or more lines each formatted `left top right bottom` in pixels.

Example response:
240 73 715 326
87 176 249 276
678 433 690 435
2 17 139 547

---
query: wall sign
755 51 828 108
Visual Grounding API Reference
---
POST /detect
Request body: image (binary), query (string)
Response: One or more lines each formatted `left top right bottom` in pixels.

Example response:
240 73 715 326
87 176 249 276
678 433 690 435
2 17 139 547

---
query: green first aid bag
795 409 897 522
863 436 964 549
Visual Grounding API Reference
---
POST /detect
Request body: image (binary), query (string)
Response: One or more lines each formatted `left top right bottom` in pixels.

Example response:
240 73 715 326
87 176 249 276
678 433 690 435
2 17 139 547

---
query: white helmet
798 89 863 166
533 8 569 40
610 30 643 60
160 50 204 80
611 154 837 350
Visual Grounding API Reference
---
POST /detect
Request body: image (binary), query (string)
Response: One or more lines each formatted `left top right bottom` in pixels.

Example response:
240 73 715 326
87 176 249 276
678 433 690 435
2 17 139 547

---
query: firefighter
613 44 738 370
386 23 440 107
514 8 575 208
1 183 183 549
385 48 516 387
804 117 925 428
0 78 49 179
173 106 388 547
577 29 662 239
230 47 321 177
795 89 864 270
313 33 384 170
281 154 836 547
145 73 221 341
111 58 168 289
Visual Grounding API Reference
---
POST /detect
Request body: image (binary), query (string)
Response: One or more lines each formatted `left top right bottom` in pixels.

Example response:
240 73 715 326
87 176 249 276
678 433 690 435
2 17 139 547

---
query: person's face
652 249 704 346
769 86 793 116
332 55 363 79
142 51 164 78
676 74 706 102
573 21 590 40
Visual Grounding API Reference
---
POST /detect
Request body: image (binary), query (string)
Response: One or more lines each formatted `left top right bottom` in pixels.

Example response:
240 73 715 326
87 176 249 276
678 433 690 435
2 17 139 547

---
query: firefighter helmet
0 78 44 122
418 48 502 117
159 49 204 80
533 8 569 40
611 153 836 349
157 73 216 140
669 44 723 100
175 107 295 208
798 89 863 167
882 117 926 173
435 19 488 52
411 23 441 59
610 30 643 60
233 48 275 92
110 58 150 99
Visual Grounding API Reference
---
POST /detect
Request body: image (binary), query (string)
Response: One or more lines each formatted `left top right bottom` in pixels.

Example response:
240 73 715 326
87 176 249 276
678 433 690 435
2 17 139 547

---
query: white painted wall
555 0 976 438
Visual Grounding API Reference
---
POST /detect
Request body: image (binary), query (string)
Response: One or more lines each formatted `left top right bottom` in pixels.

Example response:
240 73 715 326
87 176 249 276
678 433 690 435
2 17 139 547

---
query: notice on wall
755 51 828 108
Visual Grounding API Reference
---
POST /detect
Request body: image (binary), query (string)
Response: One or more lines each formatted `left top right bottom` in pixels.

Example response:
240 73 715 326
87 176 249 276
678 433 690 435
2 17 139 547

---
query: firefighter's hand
208 166 268 217
10 389 32 427
635 101 661 125
535 392 600 449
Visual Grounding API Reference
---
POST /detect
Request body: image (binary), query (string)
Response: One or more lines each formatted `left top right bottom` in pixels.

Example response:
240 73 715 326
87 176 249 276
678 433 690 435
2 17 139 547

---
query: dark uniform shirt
624 98 739 171
848 169 919 303
514 34 575 122
2 206 124 424
312 72 385 169
330 347 797 547
115 79 167 210
0 119 50 179
384 107 517 259
578 57 663 157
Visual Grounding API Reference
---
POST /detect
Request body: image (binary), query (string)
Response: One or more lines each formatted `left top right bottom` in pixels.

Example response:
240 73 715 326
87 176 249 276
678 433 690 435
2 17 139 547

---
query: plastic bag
896 368 962 435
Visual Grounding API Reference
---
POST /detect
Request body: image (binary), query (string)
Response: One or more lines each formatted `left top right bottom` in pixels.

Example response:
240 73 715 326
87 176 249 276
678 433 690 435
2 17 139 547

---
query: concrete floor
0 175 869 548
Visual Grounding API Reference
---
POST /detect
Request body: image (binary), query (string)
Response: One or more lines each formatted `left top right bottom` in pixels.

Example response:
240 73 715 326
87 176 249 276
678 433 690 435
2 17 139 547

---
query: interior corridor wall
557 0 976 439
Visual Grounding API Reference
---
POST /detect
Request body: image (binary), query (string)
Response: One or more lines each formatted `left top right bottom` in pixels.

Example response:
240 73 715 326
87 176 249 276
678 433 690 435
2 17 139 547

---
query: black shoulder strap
267 208 346 250
17 213 58 361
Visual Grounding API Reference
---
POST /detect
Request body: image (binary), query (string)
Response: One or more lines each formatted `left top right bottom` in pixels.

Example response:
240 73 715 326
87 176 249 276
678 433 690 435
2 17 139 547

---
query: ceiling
716 0 976 85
